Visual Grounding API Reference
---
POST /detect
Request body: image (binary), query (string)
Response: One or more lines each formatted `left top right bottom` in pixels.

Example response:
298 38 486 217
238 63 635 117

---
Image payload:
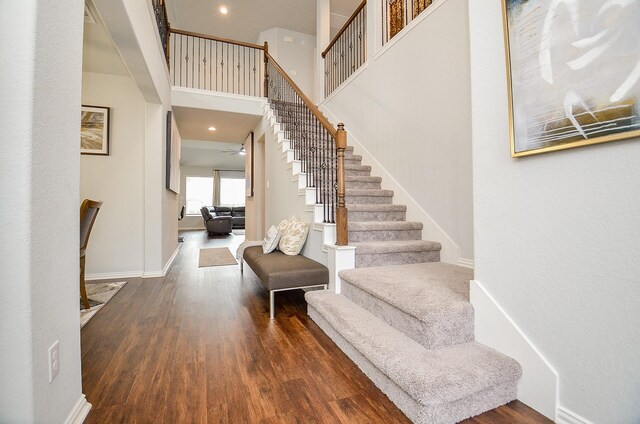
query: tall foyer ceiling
165 0 361 43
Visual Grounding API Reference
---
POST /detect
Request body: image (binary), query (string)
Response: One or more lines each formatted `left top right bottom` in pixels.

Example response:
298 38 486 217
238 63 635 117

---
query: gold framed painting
503 0 640 157
81 105 110 155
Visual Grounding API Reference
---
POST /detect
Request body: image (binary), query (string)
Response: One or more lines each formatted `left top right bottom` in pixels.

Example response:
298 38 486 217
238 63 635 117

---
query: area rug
199 247 238 267
80 281 127 328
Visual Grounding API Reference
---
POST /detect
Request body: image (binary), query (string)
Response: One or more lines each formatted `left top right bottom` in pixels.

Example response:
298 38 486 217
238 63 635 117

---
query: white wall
258 28 317 102
81 72 146 277
94 0 178 277
321 0 473 263
245 118 268 241
0 0 87 422
264 117 327 265
469 1 640 423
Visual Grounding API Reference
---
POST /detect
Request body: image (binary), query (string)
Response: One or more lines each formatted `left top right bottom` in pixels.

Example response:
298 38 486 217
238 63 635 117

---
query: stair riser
346 181 381 190
346 195 393 204
345 168 372 177
341 281 474 349
305 161 363 169
355 250 440 268
349 229 422 242
349 210 405 221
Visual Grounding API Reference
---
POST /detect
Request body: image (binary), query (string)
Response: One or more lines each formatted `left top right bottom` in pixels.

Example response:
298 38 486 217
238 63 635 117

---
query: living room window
219 177 245 207
185 176 213 215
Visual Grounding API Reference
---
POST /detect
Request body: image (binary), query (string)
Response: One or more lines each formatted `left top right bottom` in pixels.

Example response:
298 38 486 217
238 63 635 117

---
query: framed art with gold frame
503 0 640 157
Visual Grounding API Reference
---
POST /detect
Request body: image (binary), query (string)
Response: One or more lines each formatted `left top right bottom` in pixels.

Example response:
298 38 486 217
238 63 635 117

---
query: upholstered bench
242 246 329 319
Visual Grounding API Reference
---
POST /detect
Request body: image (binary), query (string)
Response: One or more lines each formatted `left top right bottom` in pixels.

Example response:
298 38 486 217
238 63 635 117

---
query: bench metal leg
270 291 275 320
240 258 244 273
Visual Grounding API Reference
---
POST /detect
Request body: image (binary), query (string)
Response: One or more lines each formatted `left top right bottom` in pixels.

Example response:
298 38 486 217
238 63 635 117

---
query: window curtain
212 169 221 206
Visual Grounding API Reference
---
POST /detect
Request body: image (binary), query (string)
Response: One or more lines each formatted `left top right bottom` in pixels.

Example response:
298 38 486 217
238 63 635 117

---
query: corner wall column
316 0 331 102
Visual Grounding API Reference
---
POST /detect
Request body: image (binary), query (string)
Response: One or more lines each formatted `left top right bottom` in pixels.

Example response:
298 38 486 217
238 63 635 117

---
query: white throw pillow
262 225 281 254
278 216 309 256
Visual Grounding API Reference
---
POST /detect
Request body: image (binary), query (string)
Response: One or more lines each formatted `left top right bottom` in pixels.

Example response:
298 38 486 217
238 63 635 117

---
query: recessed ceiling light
208 126 216 131
219 6 228 14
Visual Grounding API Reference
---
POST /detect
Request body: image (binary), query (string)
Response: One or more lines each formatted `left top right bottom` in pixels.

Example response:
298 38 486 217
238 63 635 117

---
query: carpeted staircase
268 103 522 423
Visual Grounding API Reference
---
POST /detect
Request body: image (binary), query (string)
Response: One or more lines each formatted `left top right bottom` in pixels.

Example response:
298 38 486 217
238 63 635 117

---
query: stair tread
305 290 522 406
349 221 423 231
340 262 473 321
346 189 393 196
352 240 442 253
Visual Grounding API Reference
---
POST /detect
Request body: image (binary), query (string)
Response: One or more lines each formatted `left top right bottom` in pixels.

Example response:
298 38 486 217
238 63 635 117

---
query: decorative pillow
262 225 281 254
278 216 309 256
277 215 295 234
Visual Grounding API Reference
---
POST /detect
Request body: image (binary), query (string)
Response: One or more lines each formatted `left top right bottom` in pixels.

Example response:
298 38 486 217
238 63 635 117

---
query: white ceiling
173 107 260 169
172 106 261 142
165 0 361 44
181 139 248 169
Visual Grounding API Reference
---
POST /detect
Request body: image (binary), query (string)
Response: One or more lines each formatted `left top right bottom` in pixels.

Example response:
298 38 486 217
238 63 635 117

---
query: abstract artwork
81 105 110 155
503 0 640 157
166 111 181 194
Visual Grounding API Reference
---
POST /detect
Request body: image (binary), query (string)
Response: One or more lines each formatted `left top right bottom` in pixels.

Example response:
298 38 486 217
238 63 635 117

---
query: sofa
200 207 233 235
209 206 245 229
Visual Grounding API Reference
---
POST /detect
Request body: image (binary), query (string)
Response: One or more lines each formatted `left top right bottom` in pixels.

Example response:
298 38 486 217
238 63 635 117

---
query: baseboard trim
457 258 474 269
163 245 180 275
143 245 180 279
556 407 593 424
178 227 205 231
470 280 558 420
85 271 143 281
64 394 91 424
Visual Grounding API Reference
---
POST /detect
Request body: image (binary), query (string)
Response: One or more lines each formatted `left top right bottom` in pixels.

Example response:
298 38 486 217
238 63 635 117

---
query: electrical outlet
48 340 60 383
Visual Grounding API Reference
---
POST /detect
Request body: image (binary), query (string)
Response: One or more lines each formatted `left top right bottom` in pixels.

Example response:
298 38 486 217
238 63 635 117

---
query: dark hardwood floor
82 230 552 423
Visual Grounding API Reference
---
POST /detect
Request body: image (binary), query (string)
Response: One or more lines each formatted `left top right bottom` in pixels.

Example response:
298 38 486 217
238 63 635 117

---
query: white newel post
326 245 357 293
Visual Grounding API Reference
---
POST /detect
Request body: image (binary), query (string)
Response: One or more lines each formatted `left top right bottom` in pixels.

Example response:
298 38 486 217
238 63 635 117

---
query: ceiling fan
221 144 246 156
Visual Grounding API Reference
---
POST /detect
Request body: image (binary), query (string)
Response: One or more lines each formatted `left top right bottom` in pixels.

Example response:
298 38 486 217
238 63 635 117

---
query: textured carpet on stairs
306 290 521 424
269 103 521 423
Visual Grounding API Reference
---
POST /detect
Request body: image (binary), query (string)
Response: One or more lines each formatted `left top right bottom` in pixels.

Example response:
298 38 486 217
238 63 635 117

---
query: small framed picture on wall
81 105 110 155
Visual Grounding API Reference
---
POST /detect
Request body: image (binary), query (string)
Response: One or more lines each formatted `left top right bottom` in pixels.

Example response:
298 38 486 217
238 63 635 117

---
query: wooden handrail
321 0 367 58
170 28 265 51
265 52 337 138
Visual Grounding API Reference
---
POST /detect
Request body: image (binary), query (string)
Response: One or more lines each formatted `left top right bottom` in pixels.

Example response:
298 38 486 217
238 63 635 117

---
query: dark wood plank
82 230 551 423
